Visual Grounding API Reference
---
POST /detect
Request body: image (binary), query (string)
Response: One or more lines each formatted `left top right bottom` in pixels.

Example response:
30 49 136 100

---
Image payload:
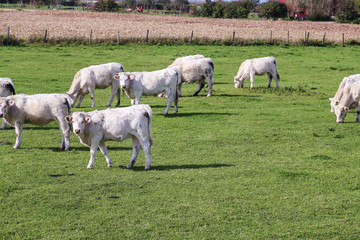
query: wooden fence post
342 33 345 47
190 30 193 44
43 29 47 44
270 31 272 44
89 29 93 45
287 31 289 44
145 29 149 42
322 33 326 45
6 27 10 46
232 31 235 42
117 30 120 45
305 32 310 45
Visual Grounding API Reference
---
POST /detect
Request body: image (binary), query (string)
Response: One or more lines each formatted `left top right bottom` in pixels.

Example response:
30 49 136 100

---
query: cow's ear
7 99 14 106
344 107 349 112
114 74 119 80
129 74 135 80
335 100 340 106
85 116 91 123
65 115 72 123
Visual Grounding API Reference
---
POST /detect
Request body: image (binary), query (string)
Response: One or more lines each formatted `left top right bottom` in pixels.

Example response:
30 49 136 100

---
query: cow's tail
175 69 180 110
6 83 15 95
273 59 280 81
144 105 153 147
64 96 72 115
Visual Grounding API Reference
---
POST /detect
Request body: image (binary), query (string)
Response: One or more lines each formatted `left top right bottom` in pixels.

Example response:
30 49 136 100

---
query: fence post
287 31 289 44
190 30 193 44
270 31 272 44
342 33 345 47
145 29 149 42
232 31 235 42
322 33 326 45
6 27 10 46
89 29 92 45
43 29 47 44
305 32 310 45
117 30 120 45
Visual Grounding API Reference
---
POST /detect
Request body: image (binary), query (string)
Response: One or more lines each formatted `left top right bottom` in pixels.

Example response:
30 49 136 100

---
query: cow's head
65 112 91 134
333 100 349 123
0 98 14 118
114 72 135 89
234 76 245 89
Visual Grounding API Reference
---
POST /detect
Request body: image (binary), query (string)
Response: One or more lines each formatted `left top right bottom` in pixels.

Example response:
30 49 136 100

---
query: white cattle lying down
329 74 360 112
67 62 124 108
332 81 360 123
0 94 72 150
234 56 280 89
0 78 15 129
65 105 153 169
115 68 180 115
168 55 214 97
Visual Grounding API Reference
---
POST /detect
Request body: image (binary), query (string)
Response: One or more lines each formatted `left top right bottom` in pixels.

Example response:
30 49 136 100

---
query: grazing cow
168 55 214 97
67 62 124 108
114 68 180 115
0 78 15 129
0 94 72 150
234 56 280 89
332 81 360 123
65 105 153 169
329 74 360 112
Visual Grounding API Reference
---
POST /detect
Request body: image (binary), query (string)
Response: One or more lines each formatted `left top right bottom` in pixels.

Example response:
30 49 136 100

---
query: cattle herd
0 54 352 169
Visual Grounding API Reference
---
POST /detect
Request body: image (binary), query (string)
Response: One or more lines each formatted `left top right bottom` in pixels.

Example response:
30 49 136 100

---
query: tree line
1 0 360 23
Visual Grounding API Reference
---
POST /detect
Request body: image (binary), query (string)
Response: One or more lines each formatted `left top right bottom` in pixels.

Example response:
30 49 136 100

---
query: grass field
1 44 360 239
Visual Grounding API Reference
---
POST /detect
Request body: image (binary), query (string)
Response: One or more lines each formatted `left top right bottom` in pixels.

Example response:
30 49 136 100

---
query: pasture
1 44 360 239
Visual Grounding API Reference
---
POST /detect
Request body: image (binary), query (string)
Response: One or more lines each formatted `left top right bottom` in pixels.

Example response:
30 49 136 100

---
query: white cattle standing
0 94 72 150
332 81 360 123
168 55 214 97
65 105 153 169
115 68 180 115
234 56 280 89
329 74 360 113
67 62 124 108
0 78 15 129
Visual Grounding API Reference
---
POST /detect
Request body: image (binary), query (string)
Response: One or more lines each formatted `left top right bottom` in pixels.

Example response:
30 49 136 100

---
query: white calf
65 105 153 169
0 78 15 129
168 56 214 97
234 56 280 89
0 94 72 150
115 68 180 115
329 74 360 112
67 62 124 108
332 81 360 123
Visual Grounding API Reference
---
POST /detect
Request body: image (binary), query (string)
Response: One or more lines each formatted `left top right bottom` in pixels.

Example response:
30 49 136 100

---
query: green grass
1 45 360 239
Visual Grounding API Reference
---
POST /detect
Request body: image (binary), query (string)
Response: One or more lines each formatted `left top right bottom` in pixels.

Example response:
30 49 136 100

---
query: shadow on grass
162 112 238 117
121 163 234 171
40 146 133 152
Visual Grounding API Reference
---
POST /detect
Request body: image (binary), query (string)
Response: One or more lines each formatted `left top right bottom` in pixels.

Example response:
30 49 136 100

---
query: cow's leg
164 89 174 115
98 142 112 167
14 121 23 149
130 99 135 105
58 118 70 151
206 74 214 97
89 87 95 108
115 87 121 107
106 83 119 107
88 139 100 169
178 83 183 97
250 73 255 89
267 73 273 88
127 137 141 169
274 73 280 88
0 119 6 130
138 137 151 170
192 82 205 96
134 95 141 105
76 95 85 108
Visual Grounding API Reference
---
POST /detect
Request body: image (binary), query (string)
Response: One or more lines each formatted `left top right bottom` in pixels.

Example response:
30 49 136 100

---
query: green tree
336 0 360 23
94 0 118 11
258 1 288 19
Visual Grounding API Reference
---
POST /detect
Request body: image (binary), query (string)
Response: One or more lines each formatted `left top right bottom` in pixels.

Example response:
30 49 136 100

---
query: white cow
329 74 360 112
65 105 153 169
0 94 72 150
234 56 280 89
115 68 180 115
168 56 214 97
332 81 360 123
67 62 124 108
0 78 15 129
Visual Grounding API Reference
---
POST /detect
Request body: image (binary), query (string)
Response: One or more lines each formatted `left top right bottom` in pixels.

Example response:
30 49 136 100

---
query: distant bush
307 13 333 21
258 1 287 19
336 0 360 23
94 0 119 12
